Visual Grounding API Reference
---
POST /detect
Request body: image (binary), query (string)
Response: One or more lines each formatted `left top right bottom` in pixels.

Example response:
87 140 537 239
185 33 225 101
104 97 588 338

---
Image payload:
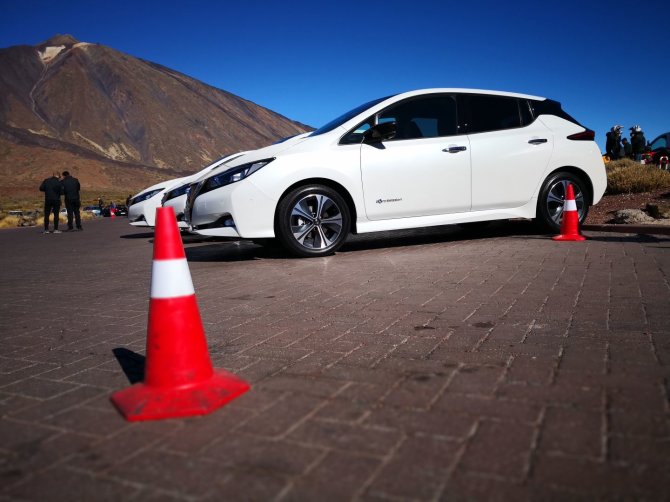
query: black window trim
339 92 464 145
457 93 530 135
338 92 583 144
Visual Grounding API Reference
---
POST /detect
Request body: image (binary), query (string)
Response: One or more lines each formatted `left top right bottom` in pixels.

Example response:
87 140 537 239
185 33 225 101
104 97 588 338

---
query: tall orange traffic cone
110 206 249 421
552 183 586 241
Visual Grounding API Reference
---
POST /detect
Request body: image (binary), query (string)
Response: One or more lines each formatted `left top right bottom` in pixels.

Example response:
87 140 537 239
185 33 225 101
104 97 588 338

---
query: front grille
184 181 201 224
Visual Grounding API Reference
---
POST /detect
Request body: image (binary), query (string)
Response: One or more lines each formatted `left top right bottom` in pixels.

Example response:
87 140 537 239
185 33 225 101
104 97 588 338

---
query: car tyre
537 172 590 233
276 185 350 258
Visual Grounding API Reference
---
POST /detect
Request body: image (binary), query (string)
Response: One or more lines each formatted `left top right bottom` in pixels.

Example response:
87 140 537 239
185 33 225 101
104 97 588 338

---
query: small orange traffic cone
110 206 249 421
552 183 586 242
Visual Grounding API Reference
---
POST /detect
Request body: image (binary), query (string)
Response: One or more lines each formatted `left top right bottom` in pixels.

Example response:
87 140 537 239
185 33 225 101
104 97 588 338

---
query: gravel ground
587 188 670 224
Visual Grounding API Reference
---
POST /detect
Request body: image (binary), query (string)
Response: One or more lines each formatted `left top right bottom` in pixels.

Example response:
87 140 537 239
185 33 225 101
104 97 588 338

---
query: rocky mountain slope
0 34 311 197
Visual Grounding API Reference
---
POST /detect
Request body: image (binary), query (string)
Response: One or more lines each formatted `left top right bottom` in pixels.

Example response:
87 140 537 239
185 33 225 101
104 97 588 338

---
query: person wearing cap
606 125 623 160
61 170 82 231
39 172 63 234
630 125 646 161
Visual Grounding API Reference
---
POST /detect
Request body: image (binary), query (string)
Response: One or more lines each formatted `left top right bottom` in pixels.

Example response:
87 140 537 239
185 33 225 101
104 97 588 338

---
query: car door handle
528 138 548 145
443 146 467 153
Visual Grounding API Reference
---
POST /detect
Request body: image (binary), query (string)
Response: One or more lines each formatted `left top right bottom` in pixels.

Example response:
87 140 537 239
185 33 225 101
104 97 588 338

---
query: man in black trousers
61 170 82 231
39 172 63 234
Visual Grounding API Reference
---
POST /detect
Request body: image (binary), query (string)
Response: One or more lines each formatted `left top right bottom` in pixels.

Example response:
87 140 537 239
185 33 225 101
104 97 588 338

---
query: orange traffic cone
110 206 249 421
552 183 586 241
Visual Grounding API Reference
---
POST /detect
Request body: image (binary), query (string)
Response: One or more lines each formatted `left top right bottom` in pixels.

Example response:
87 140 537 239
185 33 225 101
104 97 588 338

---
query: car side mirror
363 121 397 144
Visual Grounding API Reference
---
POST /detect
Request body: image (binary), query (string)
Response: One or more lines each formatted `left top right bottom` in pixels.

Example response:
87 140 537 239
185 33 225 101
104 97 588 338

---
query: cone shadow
112 348 145 384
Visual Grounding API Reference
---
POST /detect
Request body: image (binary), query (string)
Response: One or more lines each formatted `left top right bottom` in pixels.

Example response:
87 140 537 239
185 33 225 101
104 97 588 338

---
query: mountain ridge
0 35 311 197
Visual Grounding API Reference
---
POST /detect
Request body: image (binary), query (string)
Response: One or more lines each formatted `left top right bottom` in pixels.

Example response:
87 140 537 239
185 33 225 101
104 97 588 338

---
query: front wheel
536 172 590 232
276 185 350 257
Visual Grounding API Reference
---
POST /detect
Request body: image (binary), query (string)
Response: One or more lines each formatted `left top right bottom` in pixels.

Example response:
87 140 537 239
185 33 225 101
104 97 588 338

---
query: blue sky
2 0 669 153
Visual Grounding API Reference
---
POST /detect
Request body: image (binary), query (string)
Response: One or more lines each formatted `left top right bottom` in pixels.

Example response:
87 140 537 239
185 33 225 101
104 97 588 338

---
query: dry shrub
0 210 100 229
81 211 97 221
0 215 21 229
606 159 670 194
36 214 68 228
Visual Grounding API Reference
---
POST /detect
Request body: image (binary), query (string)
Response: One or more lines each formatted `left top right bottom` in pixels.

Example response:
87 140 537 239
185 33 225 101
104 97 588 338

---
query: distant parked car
186 88 607 257
83 205 101 216
101 205 127 217
647 131 670 165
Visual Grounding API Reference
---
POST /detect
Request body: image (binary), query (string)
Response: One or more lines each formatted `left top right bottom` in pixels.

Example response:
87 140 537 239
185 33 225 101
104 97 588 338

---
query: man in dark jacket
605 125 622 160
39 172 63 233
630 125 647 161
61 170 82 231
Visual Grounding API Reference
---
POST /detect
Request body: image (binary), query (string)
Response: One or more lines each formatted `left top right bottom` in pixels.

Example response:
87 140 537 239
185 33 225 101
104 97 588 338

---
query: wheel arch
274 178 358 234
542 166 594 205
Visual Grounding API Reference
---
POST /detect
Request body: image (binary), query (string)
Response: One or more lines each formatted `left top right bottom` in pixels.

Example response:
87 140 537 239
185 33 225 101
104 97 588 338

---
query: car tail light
568 129 595 141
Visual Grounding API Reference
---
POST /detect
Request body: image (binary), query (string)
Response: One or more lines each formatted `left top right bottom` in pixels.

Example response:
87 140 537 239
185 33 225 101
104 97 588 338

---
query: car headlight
163 183 191 204
200 158 274 195
130 188 163 205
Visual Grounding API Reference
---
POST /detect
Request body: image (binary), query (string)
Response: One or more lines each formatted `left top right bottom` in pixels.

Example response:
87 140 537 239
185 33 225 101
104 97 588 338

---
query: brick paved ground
1 218 669 501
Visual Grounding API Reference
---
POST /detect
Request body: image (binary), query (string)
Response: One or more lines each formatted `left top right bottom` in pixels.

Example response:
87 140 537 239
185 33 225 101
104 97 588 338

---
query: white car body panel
128 179 182 227
161 152 249 228
130 152 249 228
361 135 471 219
469 119 554 211
187 88 606 243
538 115 607 204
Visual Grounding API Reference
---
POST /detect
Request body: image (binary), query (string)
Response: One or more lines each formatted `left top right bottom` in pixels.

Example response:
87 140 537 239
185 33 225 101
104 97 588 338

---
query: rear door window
462 95 522 134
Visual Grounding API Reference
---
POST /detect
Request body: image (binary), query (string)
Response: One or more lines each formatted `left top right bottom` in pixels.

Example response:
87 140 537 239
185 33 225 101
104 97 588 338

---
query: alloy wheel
545 179 585 226
290 193 344 250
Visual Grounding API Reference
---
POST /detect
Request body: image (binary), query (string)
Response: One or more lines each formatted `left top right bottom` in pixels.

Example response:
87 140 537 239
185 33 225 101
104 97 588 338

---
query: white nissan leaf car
128 179 181 227
128 152 247 228
186 88 606 257
161 151 248 228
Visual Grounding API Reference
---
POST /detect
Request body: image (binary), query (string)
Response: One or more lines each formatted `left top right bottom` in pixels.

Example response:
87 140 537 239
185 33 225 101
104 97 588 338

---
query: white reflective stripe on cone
150 259 195 299
564 199 577 211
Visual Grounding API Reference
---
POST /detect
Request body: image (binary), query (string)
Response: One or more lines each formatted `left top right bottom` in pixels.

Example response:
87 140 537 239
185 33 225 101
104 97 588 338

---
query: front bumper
128 198 162 227
163 194 189 229
186 179 276 238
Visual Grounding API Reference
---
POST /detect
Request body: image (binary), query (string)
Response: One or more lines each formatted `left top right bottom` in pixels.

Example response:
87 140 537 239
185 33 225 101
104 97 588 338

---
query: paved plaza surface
1 217 669 501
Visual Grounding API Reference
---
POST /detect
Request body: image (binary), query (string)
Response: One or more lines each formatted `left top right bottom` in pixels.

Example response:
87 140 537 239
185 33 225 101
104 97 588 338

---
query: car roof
394 88 546 101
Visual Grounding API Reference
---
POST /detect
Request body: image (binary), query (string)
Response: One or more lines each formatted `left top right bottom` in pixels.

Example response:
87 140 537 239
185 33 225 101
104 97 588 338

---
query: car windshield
309 95 394 137
649 135 667 150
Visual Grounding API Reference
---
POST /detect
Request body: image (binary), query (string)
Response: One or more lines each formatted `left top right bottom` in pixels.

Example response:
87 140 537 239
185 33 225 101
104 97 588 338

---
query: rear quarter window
461 95 523 134
529 99 582 127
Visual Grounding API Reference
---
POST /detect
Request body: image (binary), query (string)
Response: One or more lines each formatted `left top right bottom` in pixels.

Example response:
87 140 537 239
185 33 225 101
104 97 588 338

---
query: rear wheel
276 185 350 257
537 172 590 232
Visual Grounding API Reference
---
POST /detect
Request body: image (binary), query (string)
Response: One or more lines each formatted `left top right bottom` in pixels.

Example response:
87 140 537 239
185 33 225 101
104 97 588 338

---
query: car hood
133 177 187 198
204 132 312 178
232 132 311 164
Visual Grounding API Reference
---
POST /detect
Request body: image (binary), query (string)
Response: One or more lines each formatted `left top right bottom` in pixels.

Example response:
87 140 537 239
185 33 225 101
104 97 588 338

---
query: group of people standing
606 125 646 161
39 171 82 233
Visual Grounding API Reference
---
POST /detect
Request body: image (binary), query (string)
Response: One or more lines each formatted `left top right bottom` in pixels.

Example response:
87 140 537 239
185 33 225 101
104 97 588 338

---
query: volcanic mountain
0 34 311 198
